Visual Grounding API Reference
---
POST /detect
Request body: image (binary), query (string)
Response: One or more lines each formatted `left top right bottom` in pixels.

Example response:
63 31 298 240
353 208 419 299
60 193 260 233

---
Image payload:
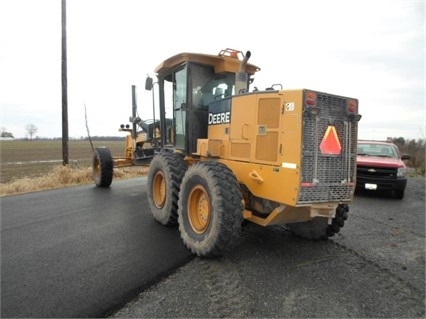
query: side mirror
401 154 411 160
145 77 153 91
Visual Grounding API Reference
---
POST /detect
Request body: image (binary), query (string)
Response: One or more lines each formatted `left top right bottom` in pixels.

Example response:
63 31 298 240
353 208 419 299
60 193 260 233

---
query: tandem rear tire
178 161 243 257
147 152 187 226
92 147 114 187
288 217 330 240
288 204 349 240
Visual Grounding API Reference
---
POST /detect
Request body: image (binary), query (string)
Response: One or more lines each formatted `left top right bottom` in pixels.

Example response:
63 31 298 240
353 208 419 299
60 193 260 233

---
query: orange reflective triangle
320 126 341 155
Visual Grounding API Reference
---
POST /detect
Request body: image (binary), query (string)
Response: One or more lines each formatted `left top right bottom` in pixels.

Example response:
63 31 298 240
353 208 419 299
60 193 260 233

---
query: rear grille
298 92 358 204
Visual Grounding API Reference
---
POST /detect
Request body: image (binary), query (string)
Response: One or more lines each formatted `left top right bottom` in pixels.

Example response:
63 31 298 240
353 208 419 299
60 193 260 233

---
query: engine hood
357 155 405 168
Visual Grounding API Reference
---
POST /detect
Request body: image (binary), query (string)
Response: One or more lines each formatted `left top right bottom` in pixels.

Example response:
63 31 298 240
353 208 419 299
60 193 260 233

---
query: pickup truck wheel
394 189 405 199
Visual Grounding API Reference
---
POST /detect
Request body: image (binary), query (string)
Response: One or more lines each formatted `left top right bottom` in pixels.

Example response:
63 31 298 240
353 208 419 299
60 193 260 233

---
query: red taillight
306 99 316 106
301 182 314 187
347 99 357 113
305 91 317 106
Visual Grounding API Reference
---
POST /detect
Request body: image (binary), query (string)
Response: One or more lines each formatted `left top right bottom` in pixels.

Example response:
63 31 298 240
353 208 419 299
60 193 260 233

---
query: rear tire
92 147 113 187
178 162 243 257
288 204 349 240
288 217 329 240
147 152 186 226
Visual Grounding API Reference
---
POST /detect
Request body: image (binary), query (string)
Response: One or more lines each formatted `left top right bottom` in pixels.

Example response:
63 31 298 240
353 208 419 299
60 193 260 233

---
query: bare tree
25 124 38 140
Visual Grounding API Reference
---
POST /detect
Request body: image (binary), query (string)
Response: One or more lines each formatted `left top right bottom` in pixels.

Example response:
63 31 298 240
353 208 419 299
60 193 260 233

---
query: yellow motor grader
103 48 362 257
92 85 171 187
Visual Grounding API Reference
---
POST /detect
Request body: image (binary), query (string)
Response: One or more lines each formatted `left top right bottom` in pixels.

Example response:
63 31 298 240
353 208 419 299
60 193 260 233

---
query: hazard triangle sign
320 126 341 155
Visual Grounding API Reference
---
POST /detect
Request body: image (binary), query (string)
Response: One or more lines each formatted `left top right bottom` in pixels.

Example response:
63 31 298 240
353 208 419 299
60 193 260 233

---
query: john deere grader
91 85 169 187
94 48 362 257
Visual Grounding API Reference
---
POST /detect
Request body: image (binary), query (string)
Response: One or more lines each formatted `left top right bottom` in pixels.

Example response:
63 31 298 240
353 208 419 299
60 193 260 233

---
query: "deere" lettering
208 112 230 125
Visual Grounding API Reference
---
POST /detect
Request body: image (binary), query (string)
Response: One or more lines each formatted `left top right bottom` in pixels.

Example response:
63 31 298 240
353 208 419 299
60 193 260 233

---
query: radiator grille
298 92 358 204
357 166 397 178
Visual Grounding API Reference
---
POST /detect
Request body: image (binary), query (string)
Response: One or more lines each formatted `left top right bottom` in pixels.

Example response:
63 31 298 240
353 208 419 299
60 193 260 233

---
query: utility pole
61 0 69 165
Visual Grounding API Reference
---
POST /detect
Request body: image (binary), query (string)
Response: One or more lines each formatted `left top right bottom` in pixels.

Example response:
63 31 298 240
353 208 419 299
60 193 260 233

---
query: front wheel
92 147 113 187
178 162 243 257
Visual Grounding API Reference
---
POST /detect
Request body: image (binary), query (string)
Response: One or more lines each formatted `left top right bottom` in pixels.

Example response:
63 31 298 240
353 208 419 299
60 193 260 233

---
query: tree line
391 137 425 175
1 125 125 141
1 124 38 140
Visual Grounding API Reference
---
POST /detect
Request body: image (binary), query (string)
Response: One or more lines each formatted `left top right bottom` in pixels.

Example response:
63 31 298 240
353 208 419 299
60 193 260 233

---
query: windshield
191 63 235 109
357 143 398 158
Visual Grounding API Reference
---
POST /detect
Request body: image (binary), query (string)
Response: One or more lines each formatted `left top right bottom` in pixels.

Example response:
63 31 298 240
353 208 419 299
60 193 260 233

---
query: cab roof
154 50 261 76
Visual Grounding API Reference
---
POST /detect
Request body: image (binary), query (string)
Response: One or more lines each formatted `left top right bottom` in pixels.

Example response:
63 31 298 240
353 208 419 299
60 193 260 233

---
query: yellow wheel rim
153 171 166 208
94 158 100 177
188 185 210 234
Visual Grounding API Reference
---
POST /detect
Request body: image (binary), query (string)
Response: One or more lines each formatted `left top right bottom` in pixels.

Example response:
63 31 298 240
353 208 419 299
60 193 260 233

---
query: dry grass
1 139 127 183
0 139 149 196
0 165 149 197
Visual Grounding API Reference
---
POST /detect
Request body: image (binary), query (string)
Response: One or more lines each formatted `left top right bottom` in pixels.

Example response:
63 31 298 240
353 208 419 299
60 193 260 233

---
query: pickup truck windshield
357 143 398 159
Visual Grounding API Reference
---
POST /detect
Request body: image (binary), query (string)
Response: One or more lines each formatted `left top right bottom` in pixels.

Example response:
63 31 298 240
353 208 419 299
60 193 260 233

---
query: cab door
173 67 187 150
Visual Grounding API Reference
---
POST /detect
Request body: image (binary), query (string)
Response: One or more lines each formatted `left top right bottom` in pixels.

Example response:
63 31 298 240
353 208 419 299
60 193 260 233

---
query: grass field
1 139 128 183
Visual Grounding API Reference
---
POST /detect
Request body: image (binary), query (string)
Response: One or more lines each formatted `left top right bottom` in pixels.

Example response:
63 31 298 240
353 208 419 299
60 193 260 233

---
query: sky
0 0 425 141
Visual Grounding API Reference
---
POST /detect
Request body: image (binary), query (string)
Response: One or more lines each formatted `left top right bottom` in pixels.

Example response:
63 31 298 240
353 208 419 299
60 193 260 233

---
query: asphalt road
1 178 192 318
1 176 424 318
112 175 425 318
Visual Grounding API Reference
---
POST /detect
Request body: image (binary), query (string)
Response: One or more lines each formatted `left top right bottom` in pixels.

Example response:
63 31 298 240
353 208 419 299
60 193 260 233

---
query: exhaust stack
235 50 251 95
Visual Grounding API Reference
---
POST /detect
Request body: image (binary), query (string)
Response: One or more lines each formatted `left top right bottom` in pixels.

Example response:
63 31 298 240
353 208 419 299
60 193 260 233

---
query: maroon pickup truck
356 140 411 199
